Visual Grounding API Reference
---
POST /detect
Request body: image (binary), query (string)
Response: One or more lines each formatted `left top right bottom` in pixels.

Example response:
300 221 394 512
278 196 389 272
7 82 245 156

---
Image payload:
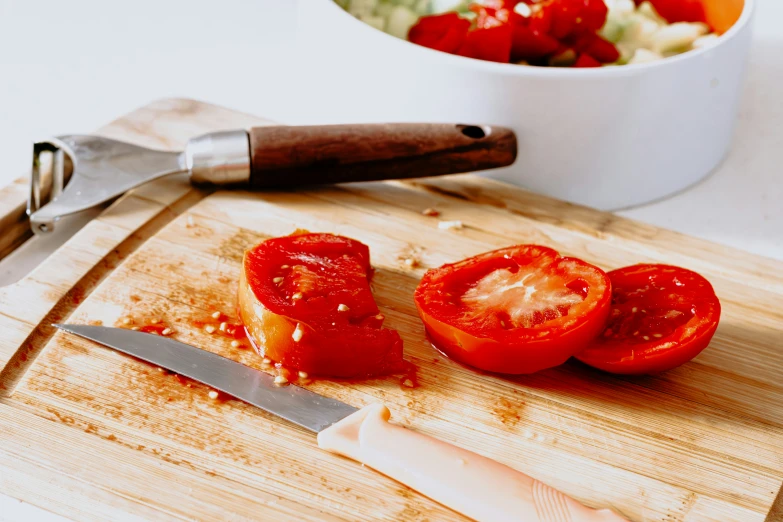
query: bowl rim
319 0 755 77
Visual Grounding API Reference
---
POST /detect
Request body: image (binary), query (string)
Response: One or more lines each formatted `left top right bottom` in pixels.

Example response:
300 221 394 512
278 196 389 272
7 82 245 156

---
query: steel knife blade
53 324 356 432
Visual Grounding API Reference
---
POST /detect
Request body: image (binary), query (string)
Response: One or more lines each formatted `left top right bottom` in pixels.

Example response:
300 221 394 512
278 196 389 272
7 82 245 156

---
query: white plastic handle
318 404 627 522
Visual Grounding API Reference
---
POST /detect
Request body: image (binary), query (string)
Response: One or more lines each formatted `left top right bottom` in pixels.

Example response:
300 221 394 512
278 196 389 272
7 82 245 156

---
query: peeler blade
27 135 185 234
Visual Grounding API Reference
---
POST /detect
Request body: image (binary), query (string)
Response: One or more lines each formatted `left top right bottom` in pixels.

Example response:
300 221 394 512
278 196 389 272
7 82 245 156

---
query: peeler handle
246 123 517 188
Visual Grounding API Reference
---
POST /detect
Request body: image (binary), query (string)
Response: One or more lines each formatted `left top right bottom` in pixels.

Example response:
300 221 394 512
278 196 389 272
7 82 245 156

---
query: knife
55 324 627 522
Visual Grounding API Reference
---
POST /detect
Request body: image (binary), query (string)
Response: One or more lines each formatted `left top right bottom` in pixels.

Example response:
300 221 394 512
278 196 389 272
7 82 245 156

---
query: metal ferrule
185 130 251 185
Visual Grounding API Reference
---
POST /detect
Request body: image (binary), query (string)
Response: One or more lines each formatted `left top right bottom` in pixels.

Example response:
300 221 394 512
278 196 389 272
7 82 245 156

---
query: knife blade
53 323 355 432
54 323 627 522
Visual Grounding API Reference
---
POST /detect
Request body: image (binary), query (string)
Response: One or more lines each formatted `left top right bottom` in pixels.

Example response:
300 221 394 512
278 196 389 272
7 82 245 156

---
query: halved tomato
575 264 721 375
414 245 611 374
238 233 404 378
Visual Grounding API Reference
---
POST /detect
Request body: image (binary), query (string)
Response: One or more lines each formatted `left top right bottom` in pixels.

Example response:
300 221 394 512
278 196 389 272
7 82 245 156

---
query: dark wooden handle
248 123 517 188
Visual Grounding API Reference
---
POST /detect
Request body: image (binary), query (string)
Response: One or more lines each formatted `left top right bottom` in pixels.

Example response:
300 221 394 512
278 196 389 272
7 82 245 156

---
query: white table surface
0 0 781 520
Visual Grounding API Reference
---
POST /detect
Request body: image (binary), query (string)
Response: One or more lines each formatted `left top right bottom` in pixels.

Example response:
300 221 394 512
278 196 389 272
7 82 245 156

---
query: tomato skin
573 53 601 68
407 0 616 66
239 233 404 378
575 264 721 375
703 0 744 34
638 0 706 24
457 24 514 63
408 12 471 54
414 245 612 374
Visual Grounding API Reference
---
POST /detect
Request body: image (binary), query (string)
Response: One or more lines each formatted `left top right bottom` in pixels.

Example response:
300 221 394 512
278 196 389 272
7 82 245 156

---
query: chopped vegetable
638 0 706 24
703 0 743 34
338 0 734 67
408 12 471 53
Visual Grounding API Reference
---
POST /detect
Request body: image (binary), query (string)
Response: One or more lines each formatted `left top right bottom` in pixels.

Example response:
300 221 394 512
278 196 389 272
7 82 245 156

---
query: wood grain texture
249 123 517 187
1 99 781 522
0 176 31 261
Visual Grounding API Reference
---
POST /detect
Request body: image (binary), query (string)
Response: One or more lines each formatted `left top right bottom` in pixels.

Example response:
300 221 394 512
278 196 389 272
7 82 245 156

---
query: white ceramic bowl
295 0 755 210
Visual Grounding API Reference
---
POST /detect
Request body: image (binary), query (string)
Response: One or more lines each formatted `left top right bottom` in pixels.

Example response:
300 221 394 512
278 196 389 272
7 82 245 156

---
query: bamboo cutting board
0 99 782 522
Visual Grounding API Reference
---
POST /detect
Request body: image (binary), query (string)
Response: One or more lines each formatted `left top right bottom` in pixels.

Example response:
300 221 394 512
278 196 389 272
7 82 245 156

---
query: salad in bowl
336 0 743 67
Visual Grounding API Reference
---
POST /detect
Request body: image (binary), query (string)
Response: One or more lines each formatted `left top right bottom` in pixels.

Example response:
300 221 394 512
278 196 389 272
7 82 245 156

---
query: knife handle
247 123 517 188
317 404 627 522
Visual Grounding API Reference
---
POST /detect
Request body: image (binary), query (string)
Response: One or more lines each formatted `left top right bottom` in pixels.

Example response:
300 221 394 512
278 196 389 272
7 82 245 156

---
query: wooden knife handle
247 123 517 188
318 404 628 522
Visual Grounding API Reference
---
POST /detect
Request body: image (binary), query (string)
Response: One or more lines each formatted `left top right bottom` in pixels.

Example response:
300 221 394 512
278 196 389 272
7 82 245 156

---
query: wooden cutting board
0 99 781 522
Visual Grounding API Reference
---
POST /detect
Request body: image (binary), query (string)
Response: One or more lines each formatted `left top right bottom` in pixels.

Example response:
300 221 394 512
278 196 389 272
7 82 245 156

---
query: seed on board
438 220 464 230
121 317 133 325
211 311 221 320
422 208 440 217
219 322 227 332
208 390 219 400
274 375 289 386
292 292 303 301
292 324 304 342
230 340 240 348
375 314 385 321
156 367 165 373
262 357 272 365
456 458 466 466
402 378 414 388
404 257 419 268
298 371 309 379
273 277 283 284
337 303 350 312
204 325 217 334
161 328 173 336
151 318 161 325
186 214 195 228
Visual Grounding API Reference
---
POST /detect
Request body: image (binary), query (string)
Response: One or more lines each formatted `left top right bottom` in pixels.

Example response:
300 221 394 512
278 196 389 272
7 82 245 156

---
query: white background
0 0 781 520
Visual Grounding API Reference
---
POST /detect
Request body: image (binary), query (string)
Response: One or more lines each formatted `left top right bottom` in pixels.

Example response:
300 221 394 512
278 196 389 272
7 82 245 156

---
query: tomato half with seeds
238 232 404 378
414 245 611 374
575 264 721 375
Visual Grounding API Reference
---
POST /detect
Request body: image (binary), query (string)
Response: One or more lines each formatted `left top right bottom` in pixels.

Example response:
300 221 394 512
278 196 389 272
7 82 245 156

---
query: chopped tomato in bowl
414 245 611 374
238 232 405 378
336 0 740 67
575 264 721 374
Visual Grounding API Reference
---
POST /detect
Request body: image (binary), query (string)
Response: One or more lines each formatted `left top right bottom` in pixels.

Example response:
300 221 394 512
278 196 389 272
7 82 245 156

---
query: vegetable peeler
27 123 517 234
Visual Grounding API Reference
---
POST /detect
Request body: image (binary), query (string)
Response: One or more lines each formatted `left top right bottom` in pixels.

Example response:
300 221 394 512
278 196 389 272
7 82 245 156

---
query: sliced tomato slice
238 233 404 378
575 264 721 375
414 245 611 374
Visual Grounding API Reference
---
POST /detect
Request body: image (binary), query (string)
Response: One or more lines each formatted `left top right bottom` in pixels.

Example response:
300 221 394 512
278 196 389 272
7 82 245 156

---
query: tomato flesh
238 233 404 378
575 264 721 375
414 245 611 374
